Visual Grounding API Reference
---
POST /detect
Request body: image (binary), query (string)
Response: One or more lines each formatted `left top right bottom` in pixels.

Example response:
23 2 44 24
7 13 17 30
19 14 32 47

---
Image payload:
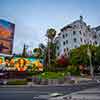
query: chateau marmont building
55 16 100 58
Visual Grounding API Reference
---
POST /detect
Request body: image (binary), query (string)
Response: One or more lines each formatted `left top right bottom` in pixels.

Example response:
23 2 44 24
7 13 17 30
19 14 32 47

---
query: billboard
0 19 15 54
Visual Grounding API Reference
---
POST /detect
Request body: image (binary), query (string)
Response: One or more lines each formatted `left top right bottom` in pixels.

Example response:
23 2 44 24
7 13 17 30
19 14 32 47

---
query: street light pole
87 46 94 79
48 38 51 70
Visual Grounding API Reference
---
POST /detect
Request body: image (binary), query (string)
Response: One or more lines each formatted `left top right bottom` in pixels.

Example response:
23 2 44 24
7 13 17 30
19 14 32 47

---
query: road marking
0 91 50 94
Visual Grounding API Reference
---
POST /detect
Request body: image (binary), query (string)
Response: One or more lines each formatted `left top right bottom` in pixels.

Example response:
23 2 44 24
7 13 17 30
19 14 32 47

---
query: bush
56 55 69 68
27 71 34 76
7 79 27 85
65 65 80 76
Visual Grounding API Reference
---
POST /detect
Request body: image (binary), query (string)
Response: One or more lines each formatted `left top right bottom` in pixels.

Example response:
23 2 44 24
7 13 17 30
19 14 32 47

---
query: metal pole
87 46 94 79
89 53 94 79
48 38 50 70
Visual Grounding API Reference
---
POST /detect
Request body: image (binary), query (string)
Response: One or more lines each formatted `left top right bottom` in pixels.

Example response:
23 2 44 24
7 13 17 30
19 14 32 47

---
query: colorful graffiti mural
0 56 43 72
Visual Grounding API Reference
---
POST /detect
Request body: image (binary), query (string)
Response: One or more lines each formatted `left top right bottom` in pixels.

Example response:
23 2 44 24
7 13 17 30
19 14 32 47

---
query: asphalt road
66 86 100 100
0 83 100 100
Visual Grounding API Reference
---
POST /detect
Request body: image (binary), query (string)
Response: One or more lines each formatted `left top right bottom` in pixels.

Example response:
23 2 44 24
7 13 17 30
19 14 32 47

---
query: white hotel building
55 16 100 57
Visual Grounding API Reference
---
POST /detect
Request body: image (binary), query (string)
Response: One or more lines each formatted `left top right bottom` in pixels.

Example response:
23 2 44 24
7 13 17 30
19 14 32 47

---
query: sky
0 0 100 54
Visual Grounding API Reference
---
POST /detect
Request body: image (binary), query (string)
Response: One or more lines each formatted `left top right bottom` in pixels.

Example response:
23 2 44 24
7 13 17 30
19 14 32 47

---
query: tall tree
39 43 47 68
95 46 100 65
46 28 56 69
70 45 96 66
22 44 27 57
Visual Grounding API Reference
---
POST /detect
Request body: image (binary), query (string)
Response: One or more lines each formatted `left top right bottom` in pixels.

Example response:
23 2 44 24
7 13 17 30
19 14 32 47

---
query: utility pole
87 46 94 79
48 38 51 70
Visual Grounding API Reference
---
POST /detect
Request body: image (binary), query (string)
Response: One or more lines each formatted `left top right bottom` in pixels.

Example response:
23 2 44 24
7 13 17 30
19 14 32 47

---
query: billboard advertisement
0 19 15 54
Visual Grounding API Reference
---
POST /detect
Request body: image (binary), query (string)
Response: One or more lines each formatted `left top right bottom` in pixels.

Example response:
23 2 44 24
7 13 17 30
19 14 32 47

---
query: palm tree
39 43 46 50
39 43 47 67
46 28 56 69
46 28 56 42
39 43 46 60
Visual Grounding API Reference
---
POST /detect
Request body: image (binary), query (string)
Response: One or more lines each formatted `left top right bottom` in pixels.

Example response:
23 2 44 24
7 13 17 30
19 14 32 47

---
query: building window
79 31 81 35
66 48 69 51
66 33 68 37
95 41 97 45
80 38 82 42
63 41 65 45
75 45 77 48
80 24 83 29
66 40 68 44
73 38 77 42
64 48 66 52
58 52 60 56
57 46 59 50
93 35 97 39
74 25 76 27
83 33 85 36
73 31 76 35
81 25 82 29
63 34 65 38
84 40 86 43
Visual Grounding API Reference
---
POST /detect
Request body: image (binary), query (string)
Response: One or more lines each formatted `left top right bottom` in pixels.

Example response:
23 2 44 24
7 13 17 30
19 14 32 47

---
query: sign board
0 19 15 54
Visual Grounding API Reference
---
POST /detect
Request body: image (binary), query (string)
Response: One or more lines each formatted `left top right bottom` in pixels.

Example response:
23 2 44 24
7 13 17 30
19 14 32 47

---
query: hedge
7 79 27 85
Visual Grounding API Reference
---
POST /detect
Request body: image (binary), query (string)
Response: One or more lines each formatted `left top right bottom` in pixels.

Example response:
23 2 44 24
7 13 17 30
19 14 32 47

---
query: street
0 83 100 100
65 86 100 100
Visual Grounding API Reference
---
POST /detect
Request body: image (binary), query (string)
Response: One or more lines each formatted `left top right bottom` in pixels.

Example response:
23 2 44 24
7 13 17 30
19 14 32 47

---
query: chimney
80 15 83 22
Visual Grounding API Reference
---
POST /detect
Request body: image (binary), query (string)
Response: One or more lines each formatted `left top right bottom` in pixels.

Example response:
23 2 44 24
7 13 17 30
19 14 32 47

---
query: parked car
0 80 7 85
33 93 64 100
0 80 4 85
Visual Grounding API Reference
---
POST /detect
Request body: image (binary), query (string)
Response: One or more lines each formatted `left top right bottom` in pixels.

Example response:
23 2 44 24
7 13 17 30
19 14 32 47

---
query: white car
33 93 64 100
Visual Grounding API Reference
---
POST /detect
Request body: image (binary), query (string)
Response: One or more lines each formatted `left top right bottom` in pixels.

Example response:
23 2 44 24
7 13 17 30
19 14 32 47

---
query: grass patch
39 72 65 79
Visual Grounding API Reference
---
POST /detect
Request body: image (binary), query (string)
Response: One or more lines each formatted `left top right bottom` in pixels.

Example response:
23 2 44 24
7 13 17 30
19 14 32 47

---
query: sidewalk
0 80 99 88
0 76 99 88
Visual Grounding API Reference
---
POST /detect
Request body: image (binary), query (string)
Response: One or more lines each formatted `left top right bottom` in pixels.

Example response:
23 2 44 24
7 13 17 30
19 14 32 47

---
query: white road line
0 91 49 94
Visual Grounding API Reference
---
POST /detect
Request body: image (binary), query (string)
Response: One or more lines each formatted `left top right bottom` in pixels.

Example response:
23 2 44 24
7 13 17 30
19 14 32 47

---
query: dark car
0 79 7 85
0 80 4 85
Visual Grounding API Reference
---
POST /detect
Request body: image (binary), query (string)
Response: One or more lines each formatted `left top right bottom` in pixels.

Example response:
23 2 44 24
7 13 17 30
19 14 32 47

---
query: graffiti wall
0 56 43 72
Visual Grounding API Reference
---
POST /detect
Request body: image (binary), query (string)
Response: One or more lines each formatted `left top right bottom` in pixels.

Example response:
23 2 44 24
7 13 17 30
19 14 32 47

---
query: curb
0 82 99 88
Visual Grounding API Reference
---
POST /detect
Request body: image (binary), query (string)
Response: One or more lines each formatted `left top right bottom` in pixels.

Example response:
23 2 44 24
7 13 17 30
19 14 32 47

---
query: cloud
13 23 42 53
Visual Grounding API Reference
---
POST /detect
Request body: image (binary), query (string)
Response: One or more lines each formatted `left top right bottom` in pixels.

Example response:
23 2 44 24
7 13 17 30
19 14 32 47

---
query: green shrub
27 72 34 76
65 65 80 76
